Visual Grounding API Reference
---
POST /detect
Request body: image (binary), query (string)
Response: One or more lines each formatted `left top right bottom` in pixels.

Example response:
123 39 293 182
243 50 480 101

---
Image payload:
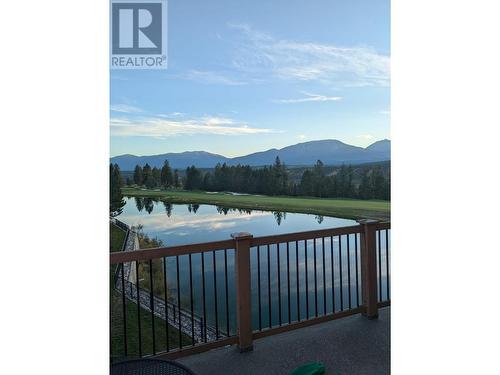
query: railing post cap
356 219 379 225
231 232 253 240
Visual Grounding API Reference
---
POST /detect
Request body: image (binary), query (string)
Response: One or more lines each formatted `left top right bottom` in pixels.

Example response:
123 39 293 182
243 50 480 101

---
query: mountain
111 151 229 170
111 139 391 170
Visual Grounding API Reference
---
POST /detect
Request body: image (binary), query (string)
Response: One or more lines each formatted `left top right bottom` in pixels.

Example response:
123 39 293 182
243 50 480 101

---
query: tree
173 169 181 188
152 167 161 188
160 160 174 189
299 170 314 196
312 160 326 197
185 165 203 190
358 171 372 199
133 165 143 186
110 163 125 217
203 172 213 191
142 163 154 189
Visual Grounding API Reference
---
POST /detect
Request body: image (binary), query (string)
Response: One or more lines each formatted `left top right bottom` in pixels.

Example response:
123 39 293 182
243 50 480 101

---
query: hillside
111 139 390 170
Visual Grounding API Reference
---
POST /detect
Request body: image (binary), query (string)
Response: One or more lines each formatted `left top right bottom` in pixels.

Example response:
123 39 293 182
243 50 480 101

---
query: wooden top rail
110 239 235 264
250 224 363 247
371 221 391 231
110 222 391 265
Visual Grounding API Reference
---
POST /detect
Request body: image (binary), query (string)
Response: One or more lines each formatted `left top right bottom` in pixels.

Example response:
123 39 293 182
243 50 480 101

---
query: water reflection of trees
163 201 173 217
187 204 200 213
133 197 158 214
130 198 325 226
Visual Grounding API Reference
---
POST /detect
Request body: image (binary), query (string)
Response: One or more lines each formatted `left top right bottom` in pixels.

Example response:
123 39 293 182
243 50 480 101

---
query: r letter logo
111 0 167 69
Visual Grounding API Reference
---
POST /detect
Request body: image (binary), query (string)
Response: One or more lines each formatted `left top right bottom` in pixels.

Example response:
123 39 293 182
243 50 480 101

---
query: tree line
131 161 181 189
120 157 390 201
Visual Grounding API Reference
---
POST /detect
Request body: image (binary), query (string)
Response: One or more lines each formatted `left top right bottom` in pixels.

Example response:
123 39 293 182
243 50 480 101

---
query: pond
118 197 357 245
117 197 389 341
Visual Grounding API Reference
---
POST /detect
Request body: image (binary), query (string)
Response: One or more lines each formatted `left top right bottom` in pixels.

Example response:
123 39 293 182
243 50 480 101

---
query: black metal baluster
313 238 318 317
176 256 182 350
213 251 219 339
378 231 382 301
305 240 309 319
277 243 282 326
163 258 170 351
149 259 156 355
201 253 207 342
338 236 343 311
347 235 352 310
224 249 230 336
267 244 272 328
135 261 142 357
286 242 291 324
330 237 335 313
189 254 195 345
120 263 128 356
386 229 390 299
322 238 326 315
295 241 300 322
257 246 262 331
354 233 360 307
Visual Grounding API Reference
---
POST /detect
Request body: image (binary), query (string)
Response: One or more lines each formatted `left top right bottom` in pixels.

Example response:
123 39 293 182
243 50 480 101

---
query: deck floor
178 307 390 375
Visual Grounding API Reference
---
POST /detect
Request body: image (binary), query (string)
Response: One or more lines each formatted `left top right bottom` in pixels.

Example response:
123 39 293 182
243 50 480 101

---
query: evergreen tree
358 171 372 199
185 165 203 190
152 167 161 188
203 172 213 190
142 164 154 189
173 169 181 188
160 160 174 188
133 165 143 186
110 163 125 217
299 170 314 196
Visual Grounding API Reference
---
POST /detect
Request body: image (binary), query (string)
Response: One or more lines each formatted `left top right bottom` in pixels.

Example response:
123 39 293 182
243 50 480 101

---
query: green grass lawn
110 223 127 252
110 222 191 359
110 288 192 360
122 187 390 221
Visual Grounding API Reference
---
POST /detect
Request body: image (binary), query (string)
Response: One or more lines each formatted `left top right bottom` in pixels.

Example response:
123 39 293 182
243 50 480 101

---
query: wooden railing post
231 232 254 352
358 219 379 319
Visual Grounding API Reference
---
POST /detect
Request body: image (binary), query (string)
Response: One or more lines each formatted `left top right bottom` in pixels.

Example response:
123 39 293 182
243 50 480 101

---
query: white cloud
275 92 342 104
182 70 246 85
379 110 391 115
158 112 185 118
228 24 390 87
110 104 143 113
297 134 308 140
110 115 275 138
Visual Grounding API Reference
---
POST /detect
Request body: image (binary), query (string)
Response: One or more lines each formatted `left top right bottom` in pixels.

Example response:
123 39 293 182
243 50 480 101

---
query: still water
119 197 356 245
118 197 389 336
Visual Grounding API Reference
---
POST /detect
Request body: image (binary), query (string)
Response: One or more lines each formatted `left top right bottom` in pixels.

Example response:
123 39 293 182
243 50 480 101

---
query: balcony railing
110 220 390 359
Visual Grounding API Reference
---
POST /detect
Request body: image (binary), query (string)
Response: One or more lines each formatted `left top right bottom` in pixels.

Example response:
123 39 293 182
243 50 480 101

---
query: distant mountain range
111 139 390 170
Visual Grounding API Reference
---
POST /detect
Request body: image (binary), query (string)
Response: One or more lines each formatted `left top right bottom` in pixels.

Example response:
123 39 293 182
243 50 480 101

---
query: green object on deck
289 362 326 375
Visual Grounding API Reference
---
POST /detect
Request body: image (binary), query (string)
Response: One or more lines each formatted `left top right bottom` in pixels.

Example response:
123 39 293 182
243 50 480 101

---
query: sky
110 0 390 157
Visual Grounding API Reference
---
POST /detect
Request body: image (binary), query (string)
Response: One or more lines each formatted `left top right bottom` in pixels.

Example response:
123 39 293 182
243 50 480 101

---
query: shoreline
122 187 390 221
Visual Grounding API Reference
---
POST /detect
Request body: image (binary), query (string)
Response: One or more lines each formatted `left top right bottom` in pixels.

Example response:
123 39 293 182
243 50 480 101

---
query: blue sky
110 0 390 157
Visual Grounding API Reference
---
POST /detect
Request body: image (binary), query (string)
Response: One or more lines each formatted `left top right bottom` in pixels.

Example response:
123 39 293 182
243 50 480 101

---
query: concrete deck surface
178 307 390 375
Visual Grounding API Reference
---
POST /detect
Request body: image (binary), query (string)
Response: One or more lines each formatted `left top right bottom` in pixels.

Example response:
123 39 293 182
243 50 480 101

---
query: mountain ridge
111 139 390 170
